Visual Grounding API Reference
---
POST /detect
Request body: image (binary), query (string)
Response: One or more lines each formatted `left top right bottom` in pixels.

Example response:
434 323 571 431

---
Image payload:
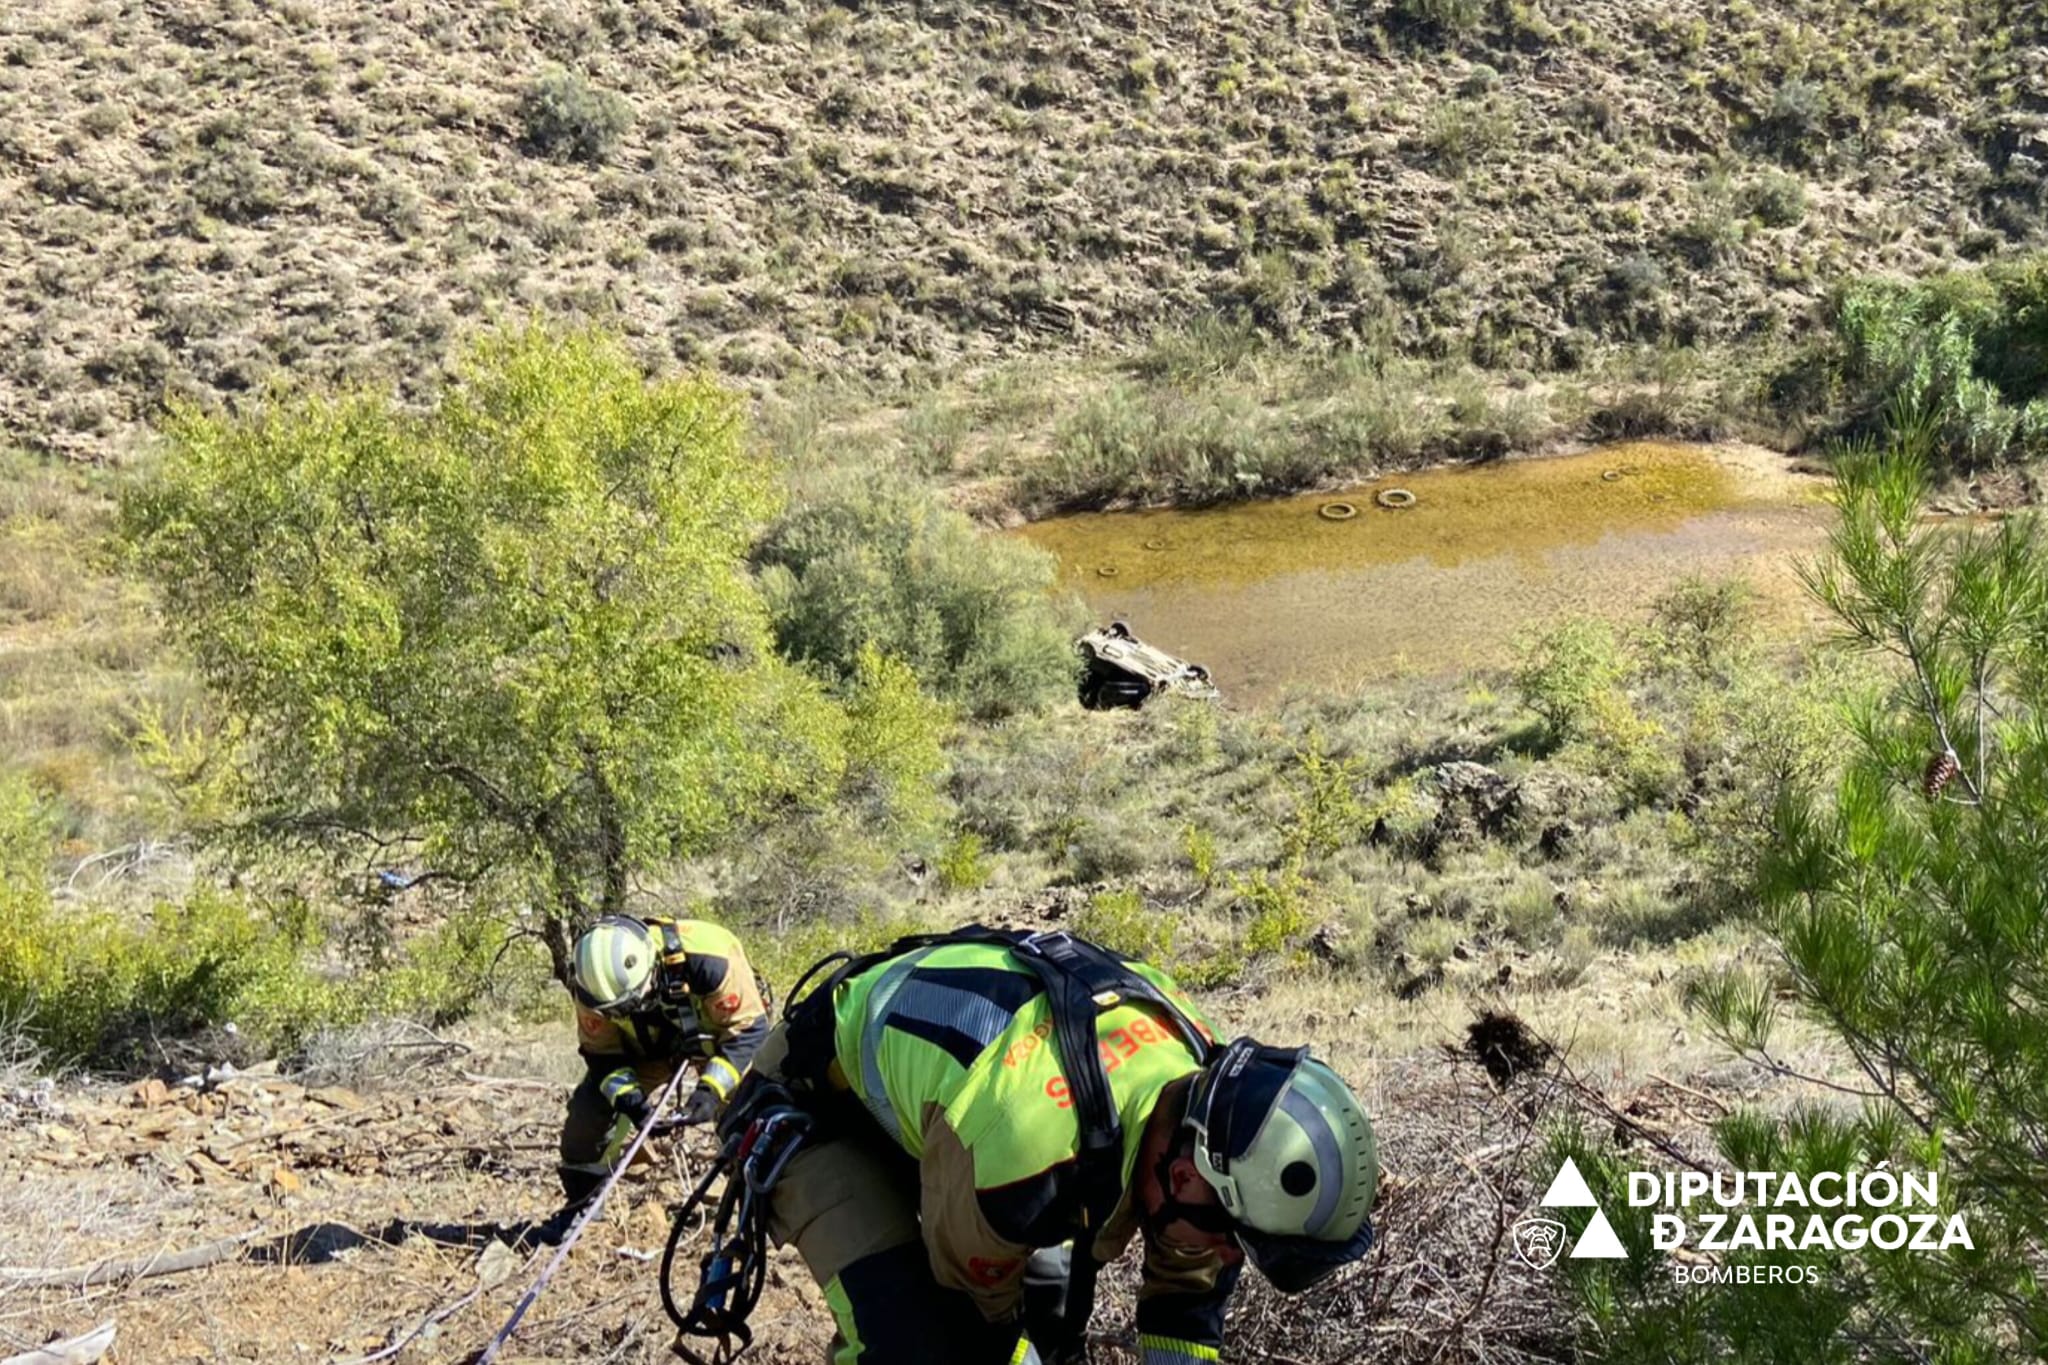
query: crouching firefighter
556 916 768 1217
677 926 1377 1364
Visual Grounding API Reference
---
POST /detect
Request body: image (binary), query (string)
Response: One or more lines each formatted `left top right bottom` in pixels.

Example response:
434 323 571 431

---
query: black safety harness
661 924 1216 1363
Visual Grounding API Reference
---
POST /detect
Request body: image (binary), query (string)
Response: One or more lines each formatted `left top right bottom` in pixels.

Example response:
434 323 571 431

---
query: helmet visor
570 978 644 1016
1238 1218 1376 1294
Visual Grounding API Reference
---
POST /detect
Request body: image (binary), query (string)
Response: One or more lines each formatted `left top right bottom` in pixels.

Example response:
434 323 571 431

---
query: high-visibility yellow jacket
578 917 768 1107
831 940 1236 1365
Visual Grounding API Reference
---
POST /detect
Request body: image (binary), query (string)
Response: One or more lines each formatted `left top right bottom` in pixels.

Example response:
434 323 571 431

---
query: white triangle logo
1520 1157 1629 1262
1570 1208 1628 1259
1539 1156 1598 1208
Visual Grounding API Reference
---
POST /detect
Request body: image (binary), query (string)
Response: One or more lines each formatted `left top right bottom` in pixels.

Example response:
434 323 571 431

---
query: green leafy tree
124 328 852 976
1630 435 2048 1359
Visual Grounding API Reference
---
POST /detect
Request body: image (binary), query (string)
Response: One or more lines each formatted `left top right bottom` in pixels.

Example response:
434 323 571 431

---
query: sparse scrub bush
1394 0 1488 40
1644 576 1756 681
0 764 507 1066
1760 77 1829 166
1066 815 1149 884
840 644 951 839
1745 171 1808 227
1181 822 1218 888
1572 688 1680 806
1423 98 1514 174
1038 384 1289 506
1281 731 1370 862
1672 178 1746 266
899 396 972 475
519 66 633 164
756 473 1079 718
1233 864 1311 958
935 829 991 892
1677 652 1850 896
189 138 284 225
1545 923 1598 988
1514 617 1628 742
1400 915 1462 970
1129 315 1264 385
1598 253 1671 339
1305 357 1436 464
1150 701 1221 769
1497 870 1562 944
1073 887 1177 963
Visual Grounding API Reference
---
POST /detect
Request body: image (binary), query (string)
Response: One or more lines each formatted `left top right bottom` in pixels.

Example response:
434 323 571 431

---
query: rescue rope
472 1069 687 1364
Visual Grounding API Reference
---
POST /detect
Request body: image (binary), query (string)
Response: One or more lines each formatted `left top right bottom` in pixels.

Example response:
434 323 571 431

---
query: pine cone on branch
1923 749 1961 799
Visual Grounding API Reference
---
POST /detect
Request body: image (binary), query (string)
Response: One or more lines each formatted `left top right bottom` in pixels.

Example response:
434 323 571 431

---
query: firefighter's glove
613 1090 653 1129
679 1084 722 1127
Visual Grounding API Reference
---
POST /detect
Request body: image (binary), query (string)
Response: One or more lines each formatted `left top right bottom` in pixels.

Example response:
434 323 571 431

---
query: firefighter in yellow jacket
738 928 1378 1364
557 915 769 1208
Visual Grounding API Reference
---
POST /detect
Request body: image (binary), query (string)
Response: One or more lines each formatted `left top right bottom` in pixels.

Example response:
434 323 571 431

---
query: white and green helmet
1183 1038 1378 1291
569 917 660 1015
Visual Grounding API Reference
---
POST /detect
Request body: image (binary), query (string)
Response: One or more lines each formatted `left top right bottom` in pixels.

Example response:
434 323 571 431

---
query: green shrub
1232 865 1311 958
1672 178 1745 265
899 397 972 476
1423 98 1514 173
1745 171 1808 227
935 830 991 893
1399 915 1462 970
1128 316 1264 386
1832 279 2026 468
1072 887 1177 964
1644 575 1756 680
1281 731 1369 862
839 644 951 839
519 67 633 164
1761 77 1828 165
757 474 1080 719
125 326 845 977
1394 0 1488 39
1514 618 1628 741
1066 817 1149 884
1180 822 1218 888
0 771 511 1069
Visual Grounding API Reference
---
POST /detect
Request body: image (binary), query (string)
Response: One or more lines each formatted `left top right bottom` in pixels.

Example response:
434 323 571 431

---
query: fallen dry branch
0 1234 257 1291
0 1322 117 1365
338 1285 485 1365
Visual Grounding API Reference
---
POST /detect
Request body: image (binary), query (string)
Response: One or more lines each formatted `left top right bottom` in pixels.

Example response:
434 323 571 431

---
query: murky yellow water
1014 443 1833 700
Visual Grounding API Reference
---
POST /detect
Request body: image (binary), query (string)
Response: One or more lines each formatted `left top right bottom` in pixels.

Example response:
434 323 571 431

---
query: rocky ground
0 1008 1774 1365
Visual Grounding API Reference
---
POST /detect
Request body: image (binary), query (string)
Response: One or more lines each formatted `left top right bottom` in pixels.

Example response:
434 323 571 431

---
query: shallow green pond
1014 443 1831 700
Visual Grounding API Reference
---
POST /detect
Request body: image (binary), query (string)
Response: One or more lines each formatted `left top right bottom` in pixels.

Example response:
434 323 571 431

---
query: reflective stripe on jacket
576 917 769 1100
828 941 1234 1348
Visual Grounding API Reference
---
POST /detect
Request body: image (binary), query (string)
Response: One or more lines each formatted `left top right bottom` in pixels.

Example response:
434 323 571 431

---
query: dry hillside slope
4 0 2044 458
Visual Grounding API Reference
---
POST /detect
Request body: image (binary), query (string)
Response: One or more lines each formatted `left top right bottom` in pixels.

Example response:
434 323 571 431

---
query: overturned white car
1075 621 1220 710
